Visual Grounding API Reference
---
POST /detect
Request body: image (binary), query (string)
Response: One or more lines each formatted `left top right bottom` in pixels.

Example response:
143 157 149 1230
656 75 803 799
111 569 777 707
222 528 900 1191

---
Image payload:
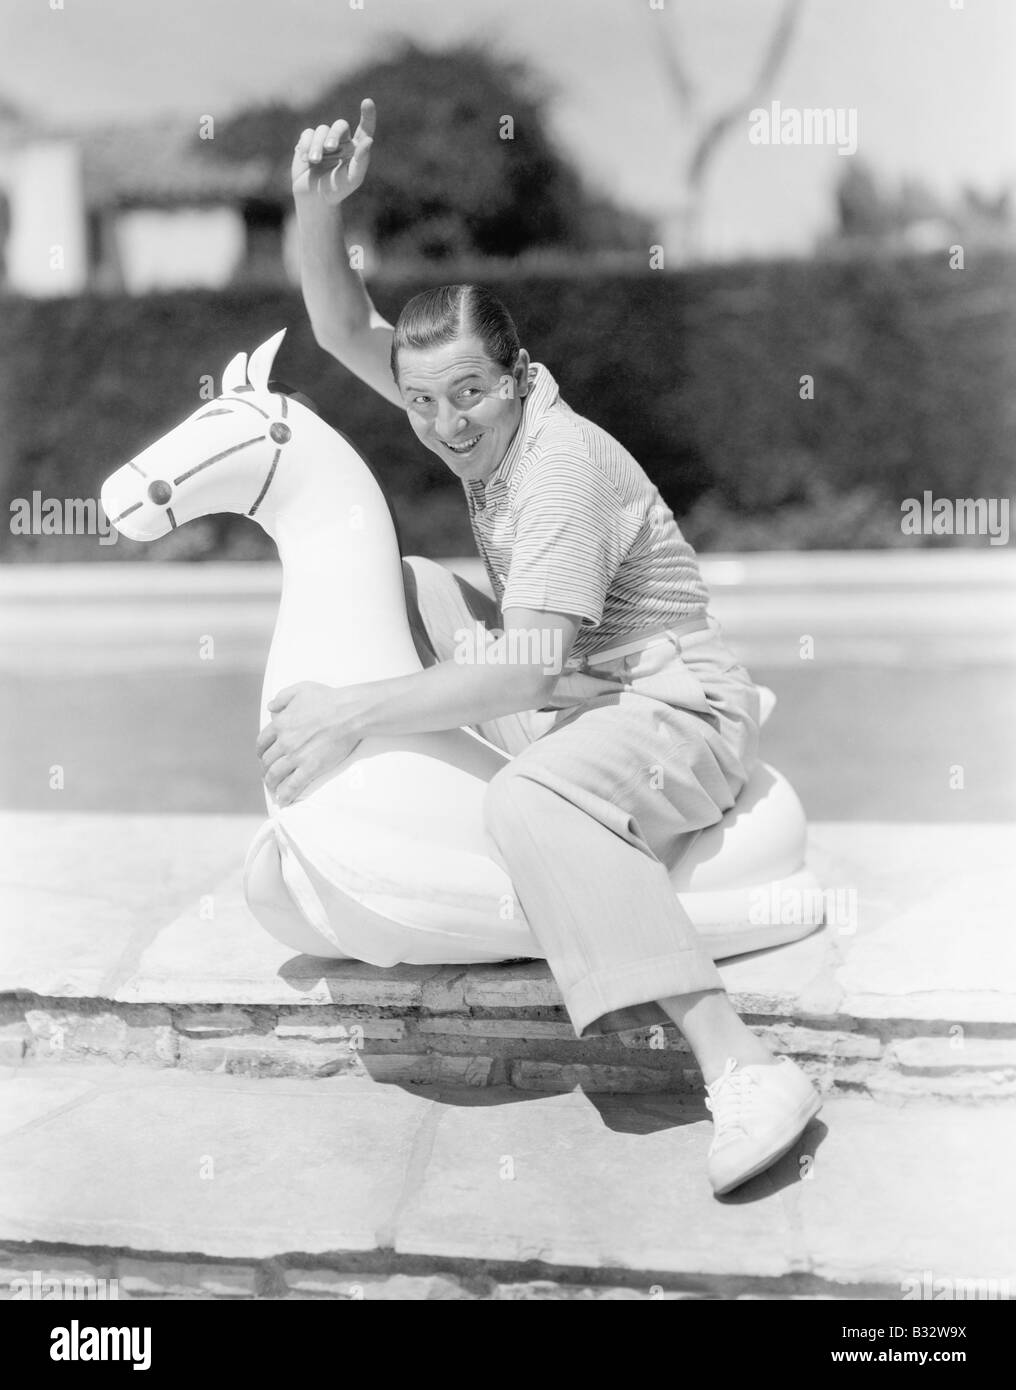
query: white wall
114 205 245 292
5 140 89 295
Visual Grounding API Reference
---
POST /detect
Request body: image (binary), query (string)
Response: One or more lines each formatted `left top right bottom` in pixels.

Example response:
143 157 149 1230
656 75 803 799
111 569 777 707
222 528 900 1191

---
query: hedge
2 249 1013 560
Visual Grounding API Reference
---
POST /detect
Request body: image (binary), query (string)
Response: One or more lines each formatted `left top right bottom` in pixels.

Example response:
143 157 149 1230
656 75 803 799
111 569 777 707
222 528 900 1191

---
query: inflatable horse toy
101 330 823 966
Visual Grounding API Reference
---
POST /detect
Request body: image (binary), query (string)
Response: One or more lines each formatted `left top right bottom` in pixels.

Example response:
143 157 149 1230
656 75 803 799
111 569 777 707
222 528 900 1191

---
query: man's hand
291 98 376 207
257 682 365 806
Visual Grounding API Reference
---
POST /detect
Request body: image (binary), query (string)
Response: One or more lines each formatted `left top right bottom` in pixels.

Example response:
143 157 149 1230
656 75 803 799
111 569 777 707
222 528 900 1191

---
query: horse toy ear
221 350 249 394
247 329 288 394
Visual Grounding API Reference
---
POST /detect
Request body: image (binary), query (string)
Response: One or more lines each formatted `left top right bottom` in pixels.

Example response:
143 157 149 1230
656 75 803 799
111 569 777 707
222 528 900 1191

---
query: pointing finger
357 97 376 140
347 135 372 180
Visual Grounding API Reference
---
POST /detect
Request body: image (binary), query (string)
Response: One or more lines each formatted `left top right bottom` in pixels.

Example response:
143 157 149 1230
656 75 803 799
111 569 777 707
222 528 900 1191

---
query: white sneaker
704 1056 822 1196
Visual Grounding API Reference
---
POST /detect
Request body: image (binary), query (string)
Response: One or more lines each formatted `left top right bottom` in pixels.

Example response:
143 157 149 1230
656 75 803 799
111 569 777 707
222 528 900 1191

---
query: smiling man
258 98 823 1198
396 332 528 481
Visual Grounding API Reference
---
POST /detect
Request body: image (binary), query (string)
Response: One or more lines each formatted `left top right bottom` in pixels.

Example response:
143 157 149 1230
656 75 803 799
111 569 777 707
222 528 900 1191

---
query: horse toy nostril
147 480 173 505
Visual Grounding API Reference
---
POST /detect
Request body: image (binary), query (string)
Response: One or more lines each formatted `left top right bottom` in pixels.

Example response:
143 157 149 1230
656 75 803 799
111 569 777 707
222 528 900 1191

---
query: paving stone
617 1026 689 1052
115 867 436 1009
754 1024 882 1061
792 1097 1016 1284
864 1071 1016 1102
116 1258 257 1299
0 1023 30 1065
401 1030 644 1066
462 963 563 1010
276 1020 405 1042
888 1037 1016 1075
0 1069 102 1137
395 1090 795 1276
716 926 837 1017
842 992 1016 1025
174 1008 257 1038
114 867 305 1005
509 1061 700 1093
830 829 1015 1014
0 997 25 1025
6 815 1016 1102
361 1054 494 1086
3 1070 1013 1288
25 1009 178 1066
0 1069 429 1258
399 1092 1016 1285
419 968 470 1013
284 1269 471 1300
492 1281 667 1299
0 1254 119 1301
355 1274 475 1300
726 825 1014 1027
0 812 255 998
416 1018 576 1040
175 1034 361 1078
282 1267 368 1299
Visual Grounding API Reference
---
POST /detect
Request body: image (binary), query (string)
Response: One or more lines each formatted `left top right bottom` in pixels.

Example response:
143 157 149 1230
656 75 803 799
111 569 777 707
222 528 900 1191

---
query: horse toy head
101 328 306 543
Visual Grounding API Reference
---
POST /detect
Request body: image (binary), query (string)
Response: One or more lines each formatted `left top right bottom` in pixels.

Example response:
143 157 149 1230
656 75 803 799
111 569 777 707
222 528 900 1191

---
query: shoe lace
704 1058 756 1145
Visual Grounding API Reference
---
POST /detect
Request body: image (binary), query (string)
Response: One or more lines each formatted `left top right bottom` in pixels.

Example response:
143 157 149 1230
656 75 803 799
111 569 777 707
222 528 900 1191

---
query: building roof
63 119 276 210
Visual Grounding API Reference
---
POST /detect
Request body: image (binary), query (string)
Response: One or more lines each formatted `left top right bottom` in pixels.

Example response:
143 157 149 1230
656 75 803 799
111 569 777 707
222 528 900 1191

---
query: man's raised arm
291 99 402 409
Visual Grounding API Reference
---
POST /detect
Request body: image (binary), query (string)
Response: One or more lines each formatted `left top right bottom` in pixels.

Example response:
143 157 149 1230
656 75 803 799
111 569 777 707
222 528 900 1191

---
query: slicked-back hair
390 284 521 385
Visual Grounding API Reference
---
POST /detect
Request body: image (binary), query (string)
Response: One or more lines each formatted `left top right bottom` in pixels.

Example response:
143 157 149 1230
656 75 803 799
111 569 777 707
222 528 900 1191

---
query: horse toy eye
270 423 292 444
147 480 173 505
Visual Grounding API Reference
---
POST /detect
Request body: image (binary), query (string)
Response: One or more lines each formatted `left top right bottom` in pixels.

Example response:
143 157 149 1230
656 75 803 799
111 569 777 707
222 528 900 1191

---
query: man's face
397 335 528 484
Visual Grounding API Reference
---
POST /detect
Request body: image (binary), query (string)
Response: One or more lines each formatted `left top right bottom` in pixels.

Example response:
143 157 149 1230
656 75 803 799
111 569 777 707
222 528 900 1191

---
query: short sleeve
500 454 639 626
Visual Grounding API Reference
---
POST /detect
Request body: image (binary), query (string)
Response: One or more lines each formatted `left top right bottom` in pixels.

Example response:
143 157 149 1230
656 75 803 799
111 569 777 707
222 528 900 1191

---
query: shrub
1 249 1012 560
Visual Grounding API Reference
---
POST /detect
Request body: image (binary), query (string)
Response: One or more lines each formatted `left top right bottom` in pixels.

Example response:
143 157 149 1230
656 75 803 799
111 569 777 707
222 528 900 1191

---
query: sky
2 0 1013 258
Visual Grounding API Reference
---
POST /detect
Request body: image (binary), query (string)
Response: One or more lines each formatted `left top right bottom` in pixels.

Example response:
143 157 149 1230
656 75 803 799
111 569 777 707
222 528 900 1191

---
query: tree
835 161 894 240
208 40 653 260
829 159 1012 248
650 0 805 261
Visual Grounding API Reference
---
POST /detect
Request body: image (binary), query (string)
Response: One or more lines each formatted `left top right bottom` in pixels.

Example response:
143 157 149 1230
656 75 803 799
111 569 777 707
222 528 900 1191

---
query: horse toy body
101 330 822 966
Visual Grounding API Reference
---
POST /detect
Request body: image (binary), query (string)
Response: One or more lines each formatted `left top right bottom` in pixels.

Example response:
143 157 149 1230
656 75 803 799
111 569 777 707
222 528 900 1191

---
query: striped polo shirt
463 362 710 662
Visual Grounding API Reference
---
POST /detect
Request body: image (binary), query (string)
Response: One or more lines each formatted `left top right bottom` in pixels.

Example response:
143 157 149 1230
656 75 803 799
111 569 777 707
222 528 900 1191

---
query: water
4 554 1014 821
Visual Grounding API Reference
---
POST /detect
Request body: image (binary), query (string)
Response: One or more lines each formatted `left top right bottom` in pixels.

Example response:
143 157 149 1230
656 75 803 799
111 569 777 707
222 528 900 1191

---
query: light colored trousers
402 556 762 1038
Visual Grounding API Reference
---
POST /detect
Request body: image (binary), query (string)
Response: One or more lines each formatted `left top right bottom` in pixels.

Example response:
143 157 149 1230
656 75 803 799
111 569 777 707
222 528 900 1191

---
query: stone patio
3 809 1015 1297
2 812 1014 1098
2 1064 1014 1298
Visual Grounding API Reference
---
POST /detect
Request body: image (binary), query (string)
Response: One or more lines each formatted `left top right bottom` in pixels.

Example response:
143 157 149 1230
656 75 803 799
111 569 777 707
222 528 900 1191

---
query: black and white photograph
1 0 1014 1343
